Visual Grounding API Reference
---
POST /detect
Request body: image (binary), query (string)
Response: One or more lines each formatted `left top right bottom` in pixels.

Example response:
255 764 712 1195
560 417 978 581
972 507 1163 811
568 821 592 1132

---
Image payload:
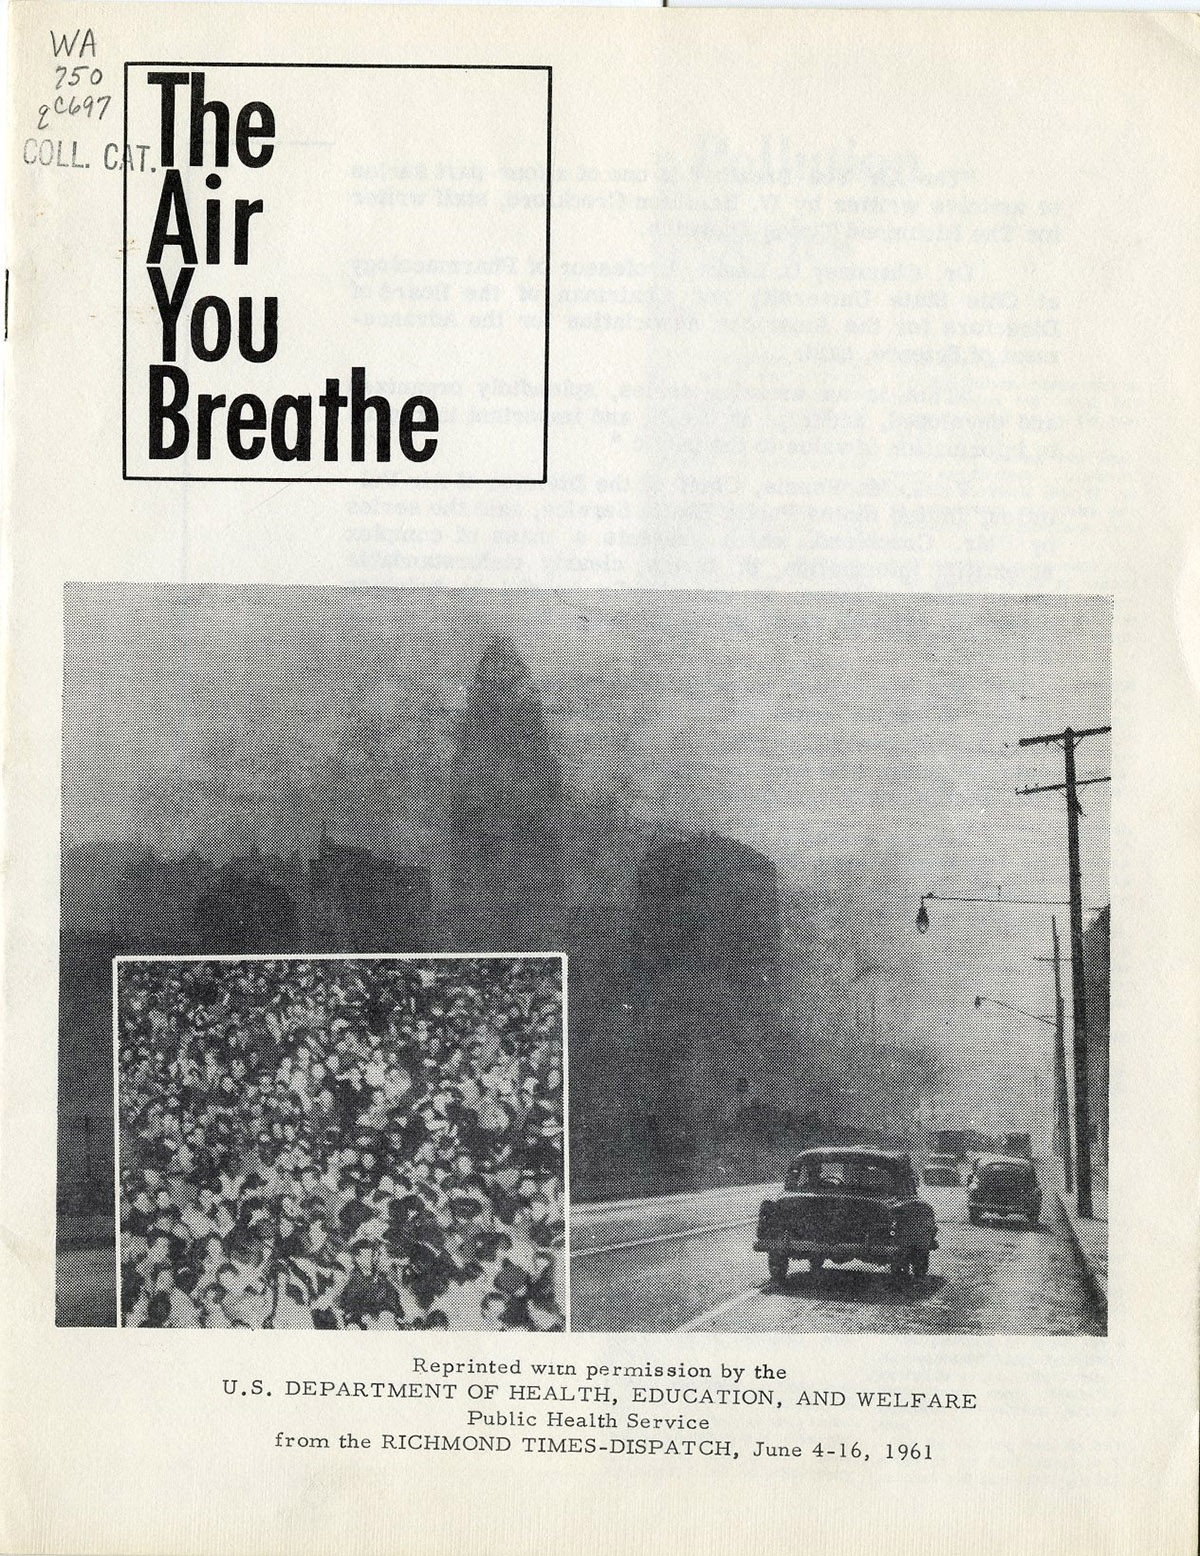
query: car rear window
786 1158 900 1193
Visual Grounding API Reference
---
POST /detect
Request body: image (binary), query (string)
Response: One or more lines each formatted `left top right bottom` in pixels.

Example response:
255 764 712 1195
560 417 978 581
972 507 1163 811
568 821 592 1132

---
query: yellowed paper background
3 7 1198 1553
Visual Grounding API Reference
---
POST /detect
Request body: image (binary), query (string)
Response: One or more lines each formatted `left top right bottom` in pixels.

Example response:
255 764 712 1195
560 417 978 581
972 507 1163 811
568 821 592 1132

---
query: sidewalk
1053 1164 1108 1320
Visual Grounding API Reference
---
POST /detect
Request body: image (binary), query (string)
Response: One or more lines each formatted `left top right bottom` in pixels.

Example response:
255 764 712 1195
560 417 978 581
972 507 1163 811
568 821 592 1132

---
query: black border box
123 62 552 484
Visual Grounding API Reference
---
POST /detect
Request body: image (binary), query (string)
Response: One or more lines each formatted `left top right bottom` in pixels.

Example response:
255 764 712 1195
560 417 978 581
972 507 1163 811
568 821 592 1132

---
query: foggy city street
571 1177 1101 1336
57 588 1108 1335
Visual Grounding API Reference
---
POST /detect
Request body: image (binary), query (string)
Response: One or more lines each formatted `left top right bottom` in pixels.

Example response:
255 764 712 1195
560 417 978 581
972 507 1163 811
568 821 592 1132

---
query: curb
1054 1191 1108 1324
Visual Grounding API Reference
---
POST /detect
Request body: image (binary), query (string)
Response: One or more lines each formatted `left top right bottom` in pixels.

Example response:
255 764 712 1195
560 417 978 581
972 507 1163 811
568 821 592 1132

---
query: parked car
923 1153 961 1187
967 1155 1042 1227
755 1147 938 1285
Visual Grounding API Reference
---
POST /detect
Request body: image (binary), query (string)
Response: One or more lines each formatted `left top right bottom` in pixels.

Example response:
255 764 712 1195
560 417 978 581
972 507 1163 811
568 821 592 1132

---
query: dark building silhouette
195 863 299 952
304 829 432 951
581 832 785 1171
62 841 216 942
444 636 564 951
629 832 781 974
1082 904 1109 1167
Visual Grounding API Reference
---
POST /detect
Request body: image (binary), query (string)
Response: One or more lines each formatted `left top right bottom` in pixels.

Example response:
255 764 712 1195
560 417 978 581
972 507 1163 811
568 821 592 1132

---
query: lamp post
918 895 1091 1194
972 995 1055 1160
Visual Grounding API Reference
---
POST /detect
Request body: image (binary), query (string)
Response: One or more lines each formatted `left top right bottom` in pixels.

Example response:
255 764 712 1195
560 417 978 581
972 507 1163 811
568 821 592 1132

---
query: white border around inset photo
112 950 569 1330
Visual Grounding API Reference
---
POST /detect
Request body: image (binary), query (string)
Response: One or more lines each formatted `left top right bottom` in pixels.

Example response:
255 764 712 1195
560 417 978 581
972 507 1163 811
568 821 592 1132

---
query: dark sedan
755 1147 938 1285
923 1153 961 1187
967 1155 1042 1227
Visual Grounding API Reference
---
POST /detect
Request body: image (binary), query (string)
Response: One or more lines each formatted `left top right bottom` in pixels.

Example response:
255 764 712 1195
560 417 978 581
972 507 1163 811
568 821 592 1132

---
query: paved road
570 1180 1103 1335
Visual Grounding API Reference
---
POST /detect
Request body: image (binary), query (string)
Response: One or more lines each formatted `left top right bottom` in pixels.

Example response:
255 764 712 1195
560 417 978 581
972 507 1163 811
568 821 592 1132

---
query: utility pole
1017 724 1109 1219
1051 917 1072 1195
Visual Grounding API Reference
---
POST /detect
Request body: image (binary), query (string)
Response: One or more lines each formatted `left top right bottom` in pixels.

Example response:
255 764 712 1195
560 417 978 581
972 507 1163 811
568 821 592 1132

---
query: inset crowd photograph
116 956 564 1330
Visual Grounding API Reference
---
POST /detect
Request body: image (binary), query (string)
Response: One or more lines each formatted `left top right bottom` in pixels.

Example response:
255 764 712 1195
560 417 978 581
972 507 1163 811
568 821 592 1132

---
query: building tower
443 635 564 951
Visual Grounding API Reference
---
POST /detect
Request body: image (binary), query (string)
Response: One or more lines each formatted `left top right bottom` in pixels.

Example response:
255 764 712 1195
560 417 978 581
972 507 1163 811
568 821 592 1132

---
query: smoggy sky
63 586 1111 1128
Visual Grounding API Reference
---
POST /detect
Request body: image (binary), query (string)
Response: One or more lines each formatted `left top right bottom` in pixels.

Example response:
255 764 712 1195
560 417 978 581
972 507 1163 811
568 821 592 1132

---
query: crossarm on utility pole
1016 777 1110 797
1018 725 1110 747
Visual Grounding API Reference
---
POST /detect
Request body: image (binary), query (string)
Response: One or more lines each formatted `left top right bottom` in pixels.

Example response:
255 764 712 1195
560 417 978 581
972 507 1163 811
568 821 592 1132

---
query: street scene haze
57 587 1108 1335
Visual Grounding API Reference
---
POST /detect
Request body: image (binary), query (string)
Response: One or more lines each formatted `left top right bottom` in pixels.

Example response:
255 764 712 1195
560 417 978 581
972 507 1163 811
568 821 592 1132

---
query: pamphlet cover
3 6 1198 1554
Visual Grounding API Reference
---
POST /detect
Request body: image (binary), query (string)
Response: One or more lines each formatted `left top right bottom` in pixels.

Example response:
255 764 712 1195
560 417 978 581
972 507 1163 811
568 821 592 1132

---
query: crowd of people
117 957 564 1329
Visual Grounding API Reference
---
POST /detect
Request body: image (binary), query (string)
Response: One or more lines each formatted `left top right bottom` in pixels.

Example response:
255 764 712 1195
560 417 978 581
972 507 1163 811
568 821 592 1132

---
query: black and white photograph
59 585 1108 1338
115 955 564 1330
